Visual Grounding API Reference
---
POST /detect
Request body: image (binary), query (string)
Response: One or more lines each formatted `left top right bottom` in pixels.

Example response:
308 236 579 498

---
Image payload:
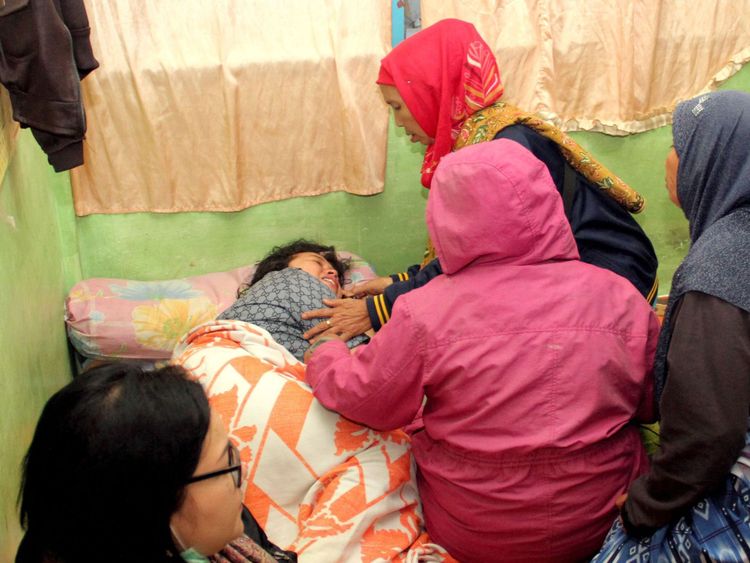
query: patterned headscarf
654 90 750 405
377 19 504 188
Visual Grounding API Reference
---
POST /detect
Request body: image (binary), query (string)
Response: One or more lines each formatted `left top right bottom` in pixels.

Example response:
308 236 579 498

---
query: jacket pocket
0 46 35 92
0 0 35 91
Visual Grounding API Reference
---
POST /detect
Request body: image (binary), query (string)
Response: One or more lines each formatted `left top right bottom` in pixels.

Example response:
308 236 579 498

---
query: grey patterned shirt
218 267 368 361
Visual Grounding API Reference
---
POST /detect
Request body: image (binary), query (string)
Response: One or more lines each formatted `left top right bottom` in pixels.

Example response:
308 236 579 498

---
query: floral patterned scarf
454 101 646 214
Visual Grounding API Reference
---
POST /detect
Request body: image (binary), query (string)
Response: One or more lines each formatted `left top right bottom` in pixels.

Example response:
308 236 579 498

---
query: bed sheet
172 320 454 563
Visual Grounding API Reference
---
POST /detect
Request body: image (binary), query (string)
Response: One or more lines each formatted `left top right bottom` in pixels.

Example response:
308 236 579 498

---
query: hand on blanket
302 298 372 341
342 276 393 298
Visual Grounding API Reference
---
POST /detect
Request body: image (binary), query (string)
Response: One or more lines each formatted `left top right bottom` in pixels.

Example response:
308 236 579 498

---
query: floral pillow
65 253 376 361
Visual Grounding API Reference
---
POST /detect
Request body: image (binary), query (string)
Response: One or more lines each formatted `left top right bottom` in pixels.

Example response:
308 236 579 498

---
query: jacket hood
426 140 579 274
672 90 750 242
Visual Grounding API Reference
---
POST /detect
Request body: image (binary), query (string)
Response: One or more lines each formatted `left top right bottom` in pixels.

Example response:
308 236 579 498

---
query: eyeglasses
187 443 242 488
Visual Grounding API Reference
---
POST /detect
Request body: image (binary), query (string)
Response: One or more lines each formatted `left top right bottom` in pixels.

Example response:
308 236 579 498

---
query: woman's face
170 411 244 556
288 252 342 296
665 147 680 208
379 84 434 145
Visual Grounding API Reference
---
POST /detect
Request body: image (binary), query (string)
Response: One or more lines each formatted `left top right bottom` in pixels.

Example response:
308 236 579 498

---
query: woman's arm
302 259 444 337
305 300 425 431
623 292 750 534
366 259 443 331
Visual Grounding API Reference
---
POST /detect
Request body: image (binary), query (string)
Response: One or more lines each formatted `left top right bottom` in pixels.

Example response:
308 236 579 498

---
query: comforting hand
342 276 393 298
302 298 372 342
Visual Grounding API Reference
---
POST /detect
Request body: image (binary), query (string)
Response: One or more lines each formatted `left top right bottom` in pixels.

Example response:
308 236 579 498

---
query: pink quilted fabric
65 253 376 361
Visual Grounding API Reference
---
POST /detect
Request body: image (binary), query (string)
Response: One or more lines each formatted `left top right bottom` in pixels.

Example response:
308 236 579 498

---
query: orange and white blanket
173 321 453 562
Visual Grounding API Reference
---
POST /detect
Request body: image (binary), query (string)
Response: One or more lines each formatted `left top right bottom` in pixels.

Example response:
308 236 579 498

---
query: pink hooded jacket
306 140 659 562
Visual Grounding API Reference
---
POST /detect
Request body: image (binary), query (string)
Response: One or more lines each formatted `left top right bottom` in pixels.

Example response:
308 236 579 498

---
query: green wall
0 130 74 562
569 66 750 292
74 66 750 294
69 118 690 290
2 60 749 562
75 123 430 282
570 124 688 294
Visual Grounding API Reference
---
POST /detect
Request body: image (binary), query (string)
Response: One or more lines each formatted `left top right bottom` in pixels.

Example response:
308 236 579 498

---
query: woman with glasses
15 363 295 563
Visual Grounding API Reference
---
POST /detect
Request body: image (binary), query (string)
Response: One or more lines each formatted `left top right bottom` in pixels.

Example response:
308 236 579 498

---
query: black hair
244 239 349 293
17 363 210 563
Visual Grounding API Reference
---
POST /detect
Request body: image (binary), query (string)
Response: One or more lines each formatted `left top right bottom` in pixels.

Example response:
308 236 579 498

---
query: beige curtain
423 0 750 134
72 1 390 215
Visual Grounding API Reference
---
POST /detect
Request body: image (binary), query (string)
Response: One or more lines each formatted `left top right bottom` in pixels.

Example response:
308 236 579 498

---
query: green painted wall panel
75 67 750 294
0 130 74 562
76 122 429 281
569 125 689 294
0 50 748 563
570 67 750 293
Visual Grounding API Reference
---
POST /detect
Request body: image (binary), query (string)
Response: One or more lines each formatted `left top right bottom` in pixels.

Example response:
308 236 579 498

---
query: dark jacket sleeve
0 0 99 171
622 291 750 535
366 259 443 331
389 263 422 283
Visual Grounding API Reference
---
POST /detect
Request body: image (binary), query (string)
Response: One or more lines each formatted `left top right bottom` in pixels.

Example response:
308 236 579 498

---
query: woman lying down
174 242 446 561
217 239 368 362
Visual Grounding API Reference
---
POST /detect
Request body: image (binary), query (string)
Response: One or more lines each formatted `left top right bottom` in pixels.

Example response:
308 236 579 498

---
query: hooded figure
306 140 658 562
594 91 750 562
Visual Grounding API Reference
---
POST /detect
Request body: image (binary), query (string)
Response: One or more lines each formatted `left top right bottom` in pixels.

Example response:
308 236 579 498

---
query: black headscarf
654 90 750 406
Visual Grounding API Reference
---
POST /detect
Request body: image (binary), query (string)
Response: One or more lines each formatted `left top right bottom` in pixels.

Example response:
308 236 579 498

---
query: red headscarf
378 19 504 188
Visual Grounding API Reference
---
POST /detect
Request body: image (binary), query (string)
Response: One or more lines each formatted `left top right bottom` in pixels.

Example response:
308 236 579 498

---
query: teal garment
180 547 210 563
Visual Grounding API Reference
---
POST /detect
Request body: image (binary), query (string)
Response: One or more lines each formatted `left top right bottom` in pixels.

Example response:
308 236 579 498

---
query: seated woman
592 91 750 561
304 140 659 562
218 240 367 362
16 363 295 563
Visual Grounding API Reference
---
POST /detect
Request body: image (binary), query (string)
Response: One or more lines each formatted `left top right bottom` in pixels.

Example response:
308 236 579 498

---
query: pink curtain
423 0 750 134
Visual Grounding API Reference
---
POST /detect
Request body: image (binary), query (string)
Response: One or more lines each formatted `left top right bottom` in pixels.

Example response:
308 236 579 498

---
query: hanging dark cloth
0 0 98 171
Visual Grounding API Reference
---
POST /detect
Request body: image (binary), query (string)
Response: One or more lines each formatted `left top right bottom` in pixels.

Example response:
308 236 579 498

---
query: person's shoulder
394 272 460 321
282 267 336 298
491 126 560 164
249 268 315 294
231 268 302 309
569 261 656 327
492 124 535 147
